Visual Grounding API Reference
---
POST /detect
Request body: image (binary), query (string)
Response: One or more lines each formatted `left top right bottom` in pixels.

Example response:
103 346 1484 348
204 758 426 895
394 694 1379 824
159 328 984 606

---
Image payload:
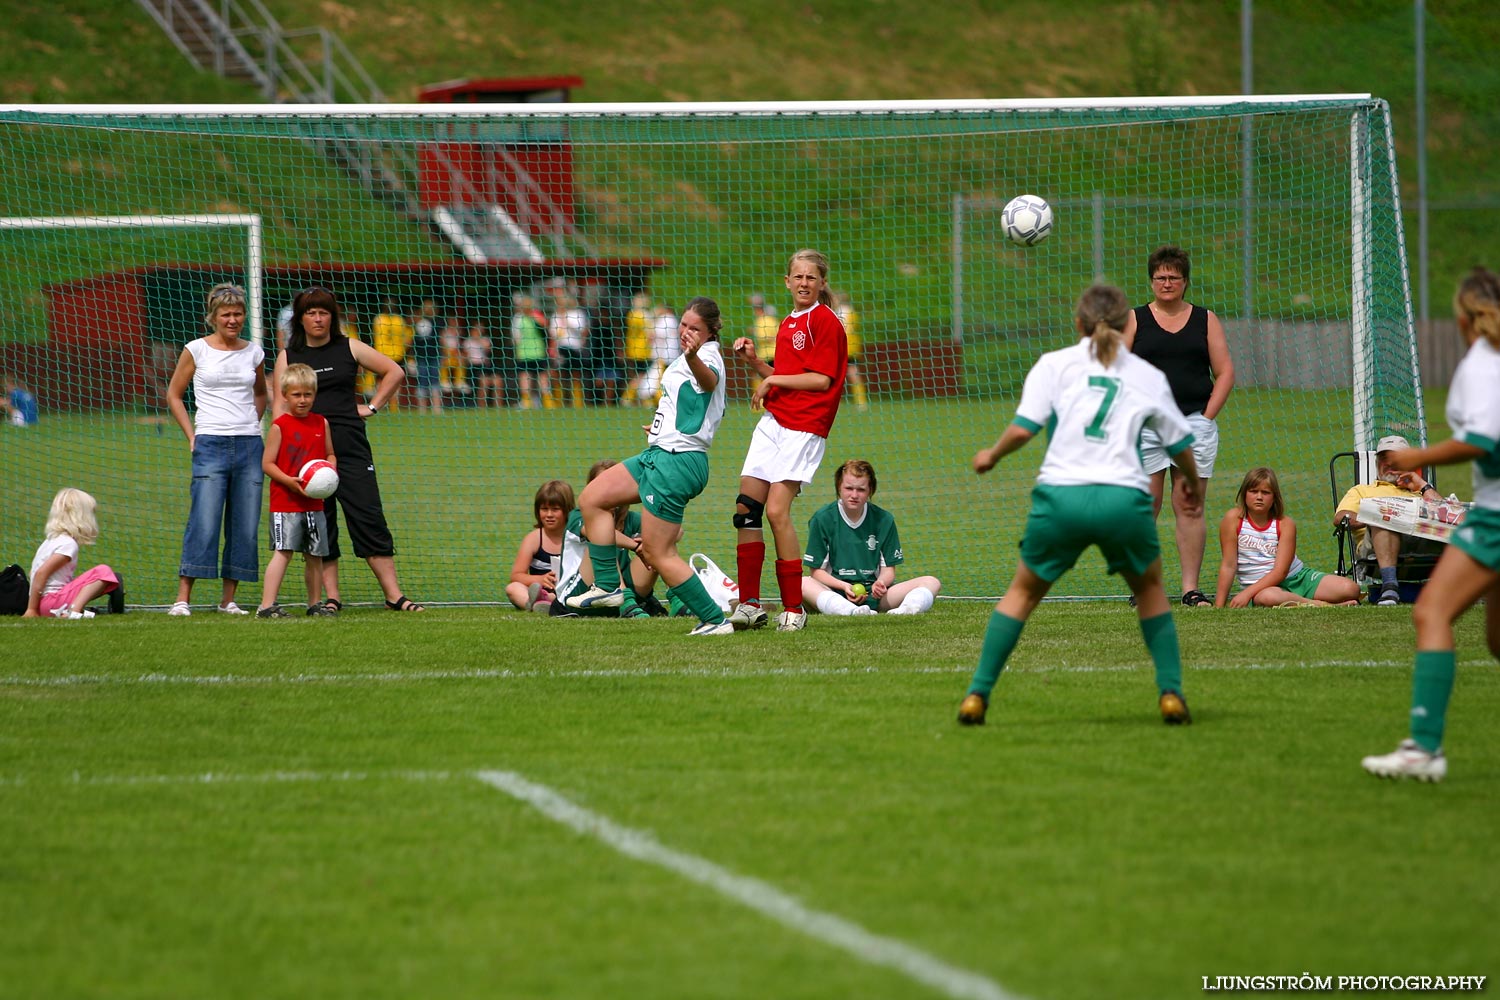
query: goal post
0 97 1418 604
0 214 265 349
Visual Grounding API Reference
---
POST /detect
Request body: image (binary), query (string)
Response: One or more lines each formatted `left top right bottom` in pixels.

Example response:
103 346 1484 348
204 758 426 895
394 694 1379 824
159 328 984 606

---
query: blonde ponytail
1075 284 1130 368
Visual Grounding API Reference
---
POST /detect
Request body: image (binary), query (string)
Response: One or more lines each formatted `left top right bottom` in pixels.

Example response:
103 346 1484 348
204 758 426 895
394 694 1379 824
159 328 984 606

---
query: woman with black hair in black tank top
274 286 426 612
1122 244 1235 609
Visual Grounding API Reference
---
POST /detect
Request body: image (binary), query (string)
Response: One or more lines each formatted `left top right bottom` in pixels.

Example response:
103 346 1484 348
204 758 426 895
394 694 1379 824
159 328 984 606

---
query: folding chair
1329 451 1442 603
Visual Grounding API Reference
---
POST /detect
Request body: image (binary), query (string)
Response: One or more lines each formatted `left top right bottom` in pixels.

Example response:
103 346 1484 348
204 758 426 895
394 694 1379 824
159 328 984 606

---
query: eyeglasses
1152 274 1184 285
207 284 246 302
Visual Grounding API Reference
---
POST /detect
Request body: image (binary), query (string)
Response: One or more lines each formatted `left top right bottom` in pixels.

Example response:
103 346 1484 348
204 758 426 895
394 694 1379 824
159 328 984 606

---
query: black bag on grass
0 563 28 615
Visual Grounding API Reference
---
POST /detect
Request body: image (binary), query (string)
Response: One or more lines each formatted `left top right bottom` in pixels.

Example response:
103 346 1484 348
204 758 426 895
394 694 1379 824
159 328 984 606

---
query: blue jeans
179 434 264 581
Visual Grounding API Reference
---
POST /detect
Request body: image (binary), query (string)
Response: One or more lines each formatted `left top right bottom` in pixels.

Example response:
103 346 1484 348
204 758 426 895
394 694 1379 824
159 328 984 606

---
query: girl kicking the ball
726 249 849 633
1212 467 1360 608
958 284 1201 727
562 297 733 636
801 459 942 616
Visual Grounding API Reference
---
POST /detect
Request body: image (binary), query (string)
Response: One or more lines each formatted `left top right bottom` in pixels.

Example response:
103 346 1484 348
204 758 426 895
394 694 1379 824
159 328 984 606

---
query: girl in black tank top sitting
275 286 426 613
506 479 575 613
1122 244 1236 609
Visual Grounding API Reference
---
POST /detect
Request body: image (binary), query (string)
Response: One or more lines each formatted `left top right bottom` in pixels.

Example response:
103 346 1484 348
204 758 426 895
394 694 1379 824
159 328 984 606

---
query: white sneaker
727 602 768 630
851 605 878 616
1362 739 1447 782
217 601 250 616
563 585 624 610
775 609 807 632
51 608 95 620
687 619 735 636
168 601 192 617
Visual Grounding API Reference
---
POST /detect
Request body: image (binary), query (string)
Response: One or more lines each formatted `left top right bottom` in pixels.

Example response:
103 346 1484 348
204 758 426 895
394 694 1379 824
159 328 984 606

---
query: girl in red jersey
727 249 849 632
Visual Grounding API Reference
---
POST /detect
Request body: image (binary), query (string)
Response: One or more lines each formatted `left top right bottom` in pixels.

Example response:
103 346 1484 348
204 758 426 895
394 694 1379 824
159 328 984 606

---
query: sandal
385 595 426 612
1181 589 1213 608
320 598 343 615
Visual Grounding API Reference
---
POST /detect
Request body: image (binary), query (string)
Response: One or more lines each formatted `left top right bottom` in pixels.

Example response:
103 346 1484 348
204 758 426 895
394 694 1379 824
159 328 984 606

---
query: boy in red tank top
258 363 338 618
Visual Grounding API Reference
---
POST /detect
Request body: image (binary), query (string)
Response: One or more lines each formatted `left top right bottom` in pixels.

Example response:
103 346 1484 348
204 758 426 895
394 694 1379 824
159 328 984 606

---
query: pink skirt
39 564 120 616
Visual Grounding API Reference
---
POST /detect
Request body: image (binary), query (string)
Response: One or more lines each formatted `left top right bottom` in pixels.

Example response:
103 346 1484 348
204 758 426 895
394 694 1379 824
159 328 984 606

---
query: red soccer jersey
269 412 330 514
765 301 848 437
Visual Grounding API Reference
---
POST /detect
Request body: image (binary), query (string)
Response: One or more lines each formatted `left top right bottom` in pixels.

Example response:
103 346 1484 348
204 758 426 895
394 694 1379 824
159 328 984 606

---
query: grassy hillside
1 1 1496 318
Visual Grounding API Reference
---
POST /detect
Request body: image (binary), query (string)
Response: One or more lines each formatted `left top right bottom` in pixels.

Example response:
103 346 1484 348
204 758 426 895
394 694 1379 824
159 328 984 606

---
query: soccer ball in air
1002 194 1053 246
298 459 340 500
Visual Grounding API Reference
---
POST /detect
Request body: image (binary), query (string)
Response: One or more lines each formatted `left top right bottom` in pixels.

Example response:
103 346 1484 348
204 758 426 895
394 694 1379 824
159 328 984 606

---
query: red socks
775 558 804 614
736 540 766 606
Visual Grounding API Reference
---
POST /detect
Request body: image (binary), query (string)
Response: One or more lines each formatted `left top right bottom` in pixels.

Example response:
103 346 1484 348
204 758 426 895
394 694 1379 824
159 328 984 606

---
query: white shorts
1140 412 1218 479
740 412 827 486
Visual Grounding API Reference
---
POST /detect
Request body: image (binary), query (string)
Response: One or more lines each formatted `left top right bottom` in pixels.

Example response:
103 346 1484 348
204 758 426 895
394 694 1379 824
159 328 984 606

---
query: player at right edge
959 284 1200 727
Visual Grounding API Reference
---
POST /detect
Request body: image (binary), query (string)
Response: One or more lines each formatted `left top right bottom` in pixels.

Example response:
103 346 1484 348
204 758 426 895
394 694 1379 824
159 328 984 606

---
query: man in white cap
1333 433 1443 605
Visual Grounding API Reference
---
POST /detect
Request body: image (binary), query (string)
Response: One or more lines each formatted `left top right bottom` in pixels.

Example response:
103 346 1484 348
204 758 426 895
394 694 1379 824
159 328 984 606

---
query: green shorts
1280 565 1327 599
622 446 709 525
1448 506 1500 573
1019 483 1160 582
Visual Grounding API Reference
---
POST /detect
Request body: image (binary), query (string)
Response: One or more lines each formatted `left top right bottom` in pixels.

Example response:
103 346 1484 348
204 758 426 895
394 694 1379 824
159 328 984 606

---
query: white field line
0 763 1023 998
0 659 1437 689
475 769 1022 1000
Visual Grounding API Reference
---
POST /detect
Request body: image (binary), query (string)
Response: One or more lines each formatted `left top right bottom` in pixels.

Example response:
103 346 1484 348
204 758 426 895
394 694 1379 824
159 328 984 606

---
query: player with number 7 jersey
957 284 1200 730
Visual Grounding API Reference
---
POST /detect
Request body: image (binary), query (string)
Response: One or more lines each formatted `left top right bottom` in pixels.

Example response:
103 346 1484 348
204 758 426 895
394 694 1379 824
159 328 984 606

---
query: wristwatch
367 402 379 415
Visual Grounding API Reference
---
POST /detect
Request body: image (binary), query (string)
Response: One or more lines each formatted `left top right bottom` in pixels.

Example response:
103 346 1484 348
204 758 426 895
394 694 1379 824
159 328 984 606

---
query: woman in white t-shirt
165 282 268 616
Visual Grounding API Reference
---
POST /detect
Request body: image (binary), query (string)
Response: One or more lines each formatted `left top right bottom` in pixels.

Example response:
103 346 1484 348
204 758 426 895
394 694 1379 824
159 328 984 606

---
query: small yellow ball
850 584 868 598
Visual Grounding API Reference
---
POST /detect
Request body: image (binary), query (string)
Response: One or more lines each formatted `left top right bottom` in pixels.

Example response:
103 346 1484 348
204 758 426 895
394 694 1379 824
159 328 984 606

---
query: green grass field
3 387 1452 607
2 602 1496 999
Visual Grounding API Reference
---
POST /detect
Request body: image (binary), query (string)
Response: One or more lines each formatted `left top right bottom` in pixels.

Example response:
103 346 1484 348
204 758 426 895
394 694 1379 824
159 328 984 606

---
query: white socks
892 586 935 615
816 591 857 616
818 586 934 616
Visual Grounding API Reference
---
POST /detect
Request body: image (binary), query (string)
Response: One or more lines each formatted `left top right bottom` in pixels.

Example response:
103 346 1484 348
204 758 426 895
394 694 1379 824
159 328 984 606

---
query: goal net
0 97 1417 604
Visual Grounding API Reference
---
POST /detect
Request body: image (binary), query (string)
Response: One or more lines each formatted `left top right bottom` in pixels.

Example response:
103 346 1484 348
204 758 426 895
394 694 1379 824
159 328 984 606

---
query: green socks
967 610 1025 698
588 541 621 592
668 575 725 624
1139 611 1183 695
1409 650 1456 752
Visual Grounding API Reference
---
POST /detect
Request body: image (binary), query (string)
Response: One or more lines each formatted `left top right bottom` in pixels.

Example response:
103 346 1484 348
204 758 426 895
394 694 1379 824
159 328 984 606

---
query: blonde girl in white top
24 488 121 619
165 282 268 616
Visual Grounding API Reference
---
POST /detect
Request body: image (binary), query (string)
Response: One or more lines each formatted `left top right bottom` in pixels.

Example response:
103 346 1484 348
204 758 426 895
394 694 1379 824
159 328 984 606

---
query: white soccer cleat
564 586 624 610
216 601 250 615
775 609 807 632
687 619 735 636
167 601 192 617
726 602 768 630
1362 739 1446 782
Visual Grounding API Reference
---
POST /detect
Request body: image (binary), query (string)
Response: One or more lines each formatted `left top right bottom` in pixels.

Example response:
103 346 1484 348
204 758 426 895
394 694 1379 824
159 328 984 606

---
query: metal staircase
134 0 587 261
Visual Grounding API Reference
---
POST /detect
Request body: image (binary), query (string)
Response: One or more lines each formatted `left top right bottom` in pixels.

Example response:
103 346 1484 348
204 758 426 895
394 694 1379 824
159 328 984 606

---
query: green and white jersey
557 508 643 600
802 500 902 586
647 340 725 453
1014 339 1194 494
1448 338 1500 509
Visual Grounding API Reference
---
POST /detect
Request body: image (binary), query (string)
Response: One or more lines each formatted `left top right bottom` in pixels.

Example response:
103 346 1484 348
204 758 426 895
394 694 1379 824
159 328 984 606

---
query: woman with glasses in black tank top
1122 245 1235 609
273 286 426 613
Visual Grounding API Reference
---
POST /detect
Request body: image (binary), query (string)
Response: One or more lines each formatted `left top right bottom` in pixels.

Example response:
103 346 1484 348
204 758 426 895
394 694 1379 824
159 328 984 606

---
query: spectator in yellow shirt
1334 434 1445 606
371 295 412 411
